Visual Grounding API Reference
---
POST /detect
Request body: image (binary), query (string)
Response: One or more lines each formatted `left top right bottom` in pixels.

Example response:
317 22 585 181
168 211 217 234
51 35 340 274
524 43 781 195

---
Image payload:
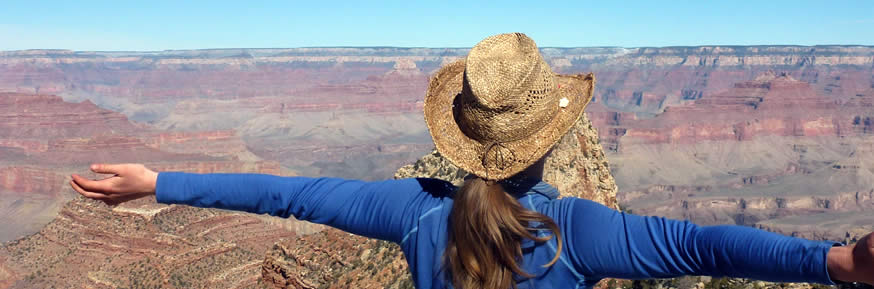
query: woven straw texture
424 33 595 180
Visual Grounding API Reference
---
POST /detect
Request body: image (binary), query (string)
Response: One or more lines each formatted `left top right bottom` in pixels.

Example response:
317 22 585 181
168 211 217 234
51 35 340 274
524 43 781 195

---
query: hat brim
424 59 595 180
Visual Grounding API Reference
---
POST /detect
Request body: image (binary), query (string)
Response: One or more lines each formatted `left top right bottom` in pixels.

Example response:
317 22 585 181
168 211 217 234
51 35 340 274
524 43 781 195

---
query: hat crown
423 32 594 180
457 33 558 143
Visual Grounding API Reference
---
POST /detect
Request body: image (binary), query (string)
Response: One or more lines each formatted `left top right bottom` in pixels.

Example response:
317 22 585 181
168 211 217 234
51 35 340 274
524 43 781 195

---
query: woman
72 33 872 289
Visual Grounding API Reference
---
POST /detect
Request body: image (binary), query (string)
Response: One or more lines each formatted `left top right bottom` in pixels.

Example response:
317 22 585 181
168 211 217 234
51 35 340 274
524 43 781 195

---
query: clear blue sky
1 0 872 51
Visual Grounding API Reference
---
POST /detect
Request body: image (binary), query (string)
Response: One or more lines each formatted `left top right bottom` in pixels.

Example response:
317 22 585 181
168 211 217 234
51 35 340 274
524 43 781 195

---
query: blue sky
1 0 872 51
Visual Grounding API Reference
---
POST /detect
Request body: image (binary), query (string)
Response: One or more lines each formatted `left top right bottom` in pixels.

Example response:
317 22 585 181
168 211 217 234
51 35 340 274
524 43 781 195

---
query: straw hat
424 33 595 180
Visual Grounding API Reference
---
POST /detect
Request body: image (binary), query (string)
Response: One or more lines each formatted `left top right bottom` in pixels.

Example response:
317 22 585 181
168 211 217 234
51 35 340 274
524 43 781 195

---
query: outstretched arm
559 198 873 285
71 163 448 243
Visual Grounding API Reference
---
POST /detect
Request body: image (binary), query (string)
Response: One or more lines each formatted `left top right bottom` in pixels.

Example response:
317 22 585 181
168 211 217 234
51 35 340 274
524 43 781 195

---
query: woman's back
401 178 587 289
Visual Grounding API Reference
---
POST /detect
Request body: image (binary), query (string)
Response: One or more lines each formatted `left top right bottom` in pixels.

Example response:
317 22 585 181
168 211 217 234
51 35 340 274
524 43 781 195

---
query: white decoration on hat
559 97 569 108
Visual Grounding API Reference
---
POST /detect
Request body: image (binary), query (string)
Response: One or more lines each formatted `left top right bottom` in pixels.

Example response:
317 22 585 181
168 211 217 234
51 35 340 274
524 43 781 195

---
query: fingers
71 179 139 206
70 179 109 200
71 174 116 194
74 164 152 206
90 163 124 175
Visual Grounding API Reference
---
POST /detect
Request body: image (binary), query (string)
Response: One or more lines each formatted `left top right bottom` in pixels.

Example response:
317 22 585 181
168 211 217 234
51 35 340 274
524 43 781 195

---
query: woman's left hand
828 232 874 285
70 163 158 206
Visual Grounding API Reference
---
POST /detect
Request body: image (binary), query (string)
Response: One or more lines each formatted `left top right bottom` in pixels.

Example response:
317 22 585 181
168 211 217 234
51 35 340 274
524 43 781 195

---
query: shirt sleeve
155 172 440 243
560 198 838 284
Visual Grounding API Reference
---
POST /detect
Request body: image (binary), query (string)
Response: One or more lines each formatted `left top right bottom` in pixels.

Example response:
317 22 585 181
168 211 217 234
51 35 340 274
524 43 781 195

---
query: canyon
0 45 872 287
598 72 874 241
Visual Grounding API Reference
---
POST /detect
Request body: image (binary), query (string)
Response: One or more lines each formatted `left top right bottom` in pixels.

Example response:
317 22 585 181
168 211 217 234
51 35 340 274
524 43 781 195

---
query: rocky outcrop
0 162 307 289
543 114 618 207
262 231 411 289
261 112 619 288
1 197 273 288
392 150 468 185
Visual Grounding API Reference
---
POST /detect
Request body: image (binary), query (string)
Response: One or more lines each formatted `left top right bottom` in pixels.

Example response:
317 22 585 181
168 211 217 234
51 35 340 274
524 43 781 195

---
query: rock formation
262 230 411 289
0 195 301 289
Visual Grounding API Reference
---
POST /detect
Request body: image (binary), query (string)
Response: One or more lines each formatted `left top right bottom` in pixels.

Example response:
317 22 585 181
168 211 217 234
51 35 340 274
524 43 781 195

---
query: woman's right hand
850 232 874 285
828 231 874 285
70 163 158 206
855 233 874 285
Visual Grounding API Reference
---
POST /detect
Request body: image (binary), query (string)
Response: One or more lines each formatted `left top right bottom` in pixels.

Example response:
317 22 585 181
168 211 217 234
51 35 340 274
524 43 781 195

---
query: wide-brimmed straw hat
424 33 595 180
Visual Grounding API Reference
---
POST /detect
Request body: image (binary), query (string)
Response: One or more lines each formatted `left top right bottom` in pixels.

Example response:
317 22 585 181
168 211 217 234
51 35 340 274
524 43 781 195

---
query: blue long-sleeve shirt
155 173 837 289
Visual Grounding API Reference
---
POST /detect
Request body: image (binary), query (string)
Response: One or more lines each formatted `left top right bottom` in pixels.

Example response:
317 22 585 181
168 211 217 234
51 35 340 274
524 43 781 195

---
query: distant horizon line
4 44 874 53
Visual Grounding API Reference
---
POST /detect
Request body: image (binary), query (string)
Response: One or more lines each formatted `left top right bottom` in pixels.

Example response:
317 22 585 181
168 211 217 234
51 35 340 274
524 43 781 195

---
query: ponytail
444 176 563 289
